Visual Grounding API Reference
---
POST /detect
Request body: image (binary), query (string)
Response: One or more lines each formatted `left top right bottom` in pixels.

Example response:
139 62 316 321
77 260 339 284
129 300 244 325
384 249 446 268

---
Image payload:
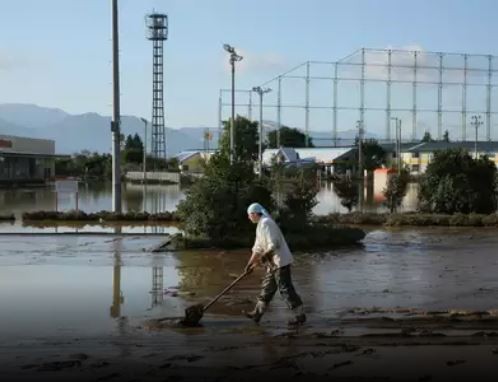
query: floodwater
2 227 498 342
0 183 184 234
0 181 419 233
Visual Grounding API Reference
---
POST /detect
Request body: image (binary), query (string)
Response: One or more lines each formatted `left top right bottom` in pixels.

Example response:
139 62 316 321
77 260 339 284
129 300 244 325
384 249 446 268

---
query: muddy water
1 227 498 343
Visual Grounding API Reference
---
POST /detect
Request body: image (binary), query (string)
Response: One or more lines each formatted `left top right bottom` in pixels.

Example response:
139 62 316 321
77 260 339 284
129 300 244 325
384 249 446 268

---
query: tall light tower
146 13 168 166
471 115 483 159
252 86 271 178
223 44 243 163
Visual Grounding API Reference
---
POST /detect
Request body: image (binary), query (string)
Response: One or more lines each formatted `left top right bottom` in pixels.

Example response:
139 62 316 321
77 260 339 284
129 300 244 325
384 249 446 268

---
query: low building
382 141 498 174
262 147 355 174
175 150 214 174
268 147 314 167
0 134 56 185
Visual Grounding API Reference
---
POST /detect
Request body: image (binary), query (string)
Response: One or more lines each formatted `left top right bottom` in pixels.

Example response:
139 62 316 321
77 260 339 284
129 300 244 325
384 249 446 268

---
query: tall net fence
219 48 498 146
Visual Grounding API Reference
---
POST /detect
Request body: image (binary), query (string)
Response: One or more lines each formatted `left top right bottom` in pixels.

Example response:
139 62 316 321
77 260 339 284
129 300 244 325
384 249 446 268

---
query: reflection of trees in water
125 183 185 214
123 183 144 212
332 178 359 212
2 182 186 214
0 188 55 215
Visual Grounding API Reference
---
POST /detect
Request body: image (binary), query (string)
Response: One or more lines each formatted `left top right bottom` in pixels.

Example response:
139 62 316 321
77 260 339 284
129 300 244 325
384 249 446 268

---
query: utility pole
111 0 122 213
397 119 402 174
356 120 364 179
223 44 243 163
140 118 148 183
390 117 402 174
471 115 482 159
252 86 272 178
356 120 364 212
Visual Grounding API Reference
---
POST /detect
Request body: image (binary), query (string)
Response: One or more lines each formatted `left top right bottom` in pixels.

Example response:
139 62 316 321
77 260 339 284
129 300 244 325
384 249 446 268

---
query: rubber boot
244 301 266 323
288 304 306 326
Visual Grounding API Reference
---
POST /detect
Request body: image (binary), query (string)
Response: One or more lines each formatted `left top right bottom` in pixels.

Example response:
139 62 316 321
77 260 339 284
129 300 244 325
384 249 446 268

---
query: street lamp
140 118 148 183
390 117 402 174
252 86 272 178
471 115 483 159
223 44 243 163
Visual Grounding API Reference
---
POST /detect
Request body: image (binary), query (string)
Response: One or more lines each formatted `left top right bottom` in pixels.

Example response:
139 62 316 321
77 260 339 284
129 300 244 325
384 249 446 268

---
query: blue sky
1 0 497 135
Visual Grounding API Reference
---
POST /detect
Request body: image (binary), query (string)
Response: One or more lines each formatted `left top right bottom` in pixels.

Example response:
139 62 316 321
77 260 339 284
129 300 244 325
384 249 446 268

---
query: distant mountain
0 103 68 129
0 104 205 155
0 116 38 138
0 103 378 154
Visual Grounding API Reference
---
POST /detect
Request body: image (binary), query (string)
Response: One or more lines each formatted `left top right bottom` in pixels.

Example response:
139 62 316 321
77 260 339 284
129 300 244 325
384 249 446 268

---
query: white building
382 141 498 174
0 135 56 184
262 147 355 173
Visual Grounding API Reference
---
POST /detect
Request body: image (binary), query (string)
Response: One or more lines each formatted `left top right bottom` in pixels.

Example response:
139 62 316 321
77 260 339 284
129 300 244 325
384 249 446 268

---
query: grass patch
318 212 498 227
0 214 15 221
22 210 179 222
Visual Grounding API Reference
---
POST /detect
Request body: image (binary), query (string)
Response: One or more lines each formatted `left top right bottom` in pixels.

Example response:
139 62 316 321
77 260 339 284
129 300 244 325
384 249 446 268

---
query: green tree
383 169 410 213
177 118 272 244
166 157 180 172
176 153 273 245
421 131 434 142
123 134 144 164
268 126 314 148
55 152 112 180
176 117 319 245
443 130 450 142
218 116 259 162
419 148 497 214
361 139 386 171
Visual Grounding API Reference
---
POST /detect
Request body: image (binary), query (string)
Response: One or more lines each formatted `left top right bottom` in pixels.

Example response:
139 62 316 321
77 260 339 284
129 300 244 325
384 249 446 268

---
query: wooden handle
202 270 252 312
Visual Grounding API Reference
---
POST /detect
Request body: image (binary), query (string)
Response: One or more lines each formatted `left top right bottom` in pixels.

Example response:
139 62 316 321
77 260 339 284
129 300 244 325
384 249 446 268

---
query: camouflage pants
257 265 303 310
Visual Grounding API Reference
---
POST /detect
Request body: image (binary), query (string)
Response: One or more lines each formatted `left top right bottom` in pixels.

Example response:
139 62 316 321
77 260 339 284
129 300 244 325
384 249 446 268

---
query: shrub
176 153 273 244
419 148 497 214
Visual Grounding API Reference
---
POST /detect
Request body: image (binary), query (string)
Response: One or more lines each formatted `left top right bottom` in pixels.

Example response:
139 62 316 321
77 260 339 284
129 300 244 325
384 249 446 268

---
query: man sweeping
244 202 306 326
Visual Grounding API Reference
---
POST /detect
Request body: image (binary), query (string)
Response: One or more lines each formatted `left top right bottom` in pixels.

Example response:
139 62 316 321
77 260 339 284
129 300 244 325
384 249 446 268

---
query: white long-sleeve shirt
252 216 293 269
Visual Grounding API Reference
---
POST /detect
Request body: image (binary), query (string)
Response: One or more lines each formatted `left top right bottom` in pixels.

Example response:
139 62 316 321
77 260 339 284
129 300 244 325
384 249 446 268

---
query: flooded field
2 228 498 380
0 181 419 234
